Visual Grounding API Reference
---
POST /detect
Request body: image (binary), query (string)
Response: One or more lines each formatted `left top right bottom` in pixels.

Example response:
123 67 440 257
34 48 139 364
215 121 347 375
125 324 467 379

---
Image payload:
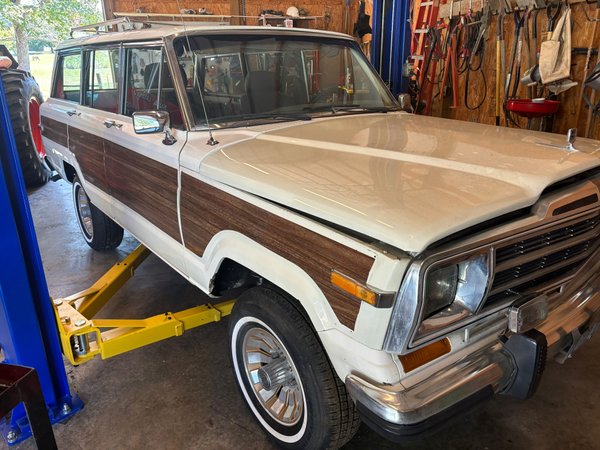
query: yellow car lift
52 244 234 365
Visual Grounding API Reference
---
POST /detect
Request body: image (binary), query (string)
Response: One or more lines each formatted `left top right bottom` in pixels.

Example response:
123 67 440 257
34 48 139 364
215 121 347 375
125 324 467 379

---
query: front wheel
72 176 123 251
229 286 360 450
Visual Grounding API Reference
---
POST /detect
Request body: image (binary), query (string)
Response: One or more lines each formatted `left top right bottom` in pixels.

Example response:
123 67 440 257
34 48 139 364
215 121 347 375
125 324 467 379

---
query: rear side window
124 47 185 129
83 48 120 113
52 52 82 102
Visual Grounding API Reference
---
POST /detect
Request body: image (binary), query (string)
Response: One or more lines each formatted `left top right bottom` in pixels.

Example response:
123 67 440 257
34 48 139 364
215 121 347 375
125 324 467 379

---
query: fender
187 230 404 384
185 230 340 333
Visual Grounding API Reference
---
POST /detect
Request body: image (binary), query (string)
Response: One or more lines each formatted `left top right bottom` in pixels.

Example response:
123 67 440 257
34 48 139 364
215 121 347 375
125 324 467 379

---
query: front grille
485 211 600 307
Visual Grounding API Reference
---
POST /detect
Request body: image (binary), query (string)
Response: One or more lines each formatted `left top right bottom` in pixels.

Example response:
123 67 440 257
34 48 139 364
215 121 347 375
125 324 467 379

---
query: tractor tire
1 69 51 187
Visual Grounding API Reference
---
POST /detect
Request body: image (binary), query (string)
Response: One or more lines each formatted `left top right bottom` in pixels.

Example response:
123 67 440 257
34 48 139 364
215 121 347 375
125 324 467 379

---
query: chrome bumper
346 254 600 429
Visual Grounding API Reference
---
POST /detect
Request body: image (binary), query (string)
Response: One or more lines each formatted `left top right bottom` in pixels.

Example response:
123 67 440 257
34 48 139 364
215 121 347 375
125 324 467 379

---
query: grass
28 52 55 99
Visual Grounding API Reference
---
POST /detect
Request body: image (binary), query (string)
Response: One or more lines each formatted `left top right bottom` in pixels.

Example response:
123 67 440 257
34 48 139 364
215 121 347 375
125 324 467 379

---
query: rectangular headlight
415 252 491 341
383 249 493 354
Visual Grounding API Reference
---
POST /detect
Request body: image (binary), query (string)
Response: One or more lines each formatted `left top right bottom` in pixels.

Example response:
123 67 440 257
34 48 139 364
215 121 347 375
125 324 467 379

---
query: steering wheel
309 86 342 104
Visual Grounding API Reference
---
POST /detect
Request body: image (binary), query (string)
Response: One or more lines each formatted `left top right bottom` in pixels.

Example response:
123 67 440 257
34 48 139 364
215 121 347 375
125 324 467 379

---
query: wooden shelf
258 15 322 27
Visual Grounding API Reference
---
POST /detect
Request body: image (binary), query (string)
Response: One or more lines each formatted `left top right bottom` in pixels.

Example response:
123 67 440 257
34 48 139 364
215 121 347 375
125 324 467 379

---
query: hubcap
242 327 303 426
76 185 93 238
28 97 45 158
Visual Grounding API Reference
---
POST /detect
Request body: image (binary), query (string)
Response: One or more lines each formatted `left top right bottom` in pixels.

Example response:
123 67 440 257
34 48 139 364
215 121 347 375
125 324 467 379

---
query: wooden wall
103 0 360 34
431 2 600 140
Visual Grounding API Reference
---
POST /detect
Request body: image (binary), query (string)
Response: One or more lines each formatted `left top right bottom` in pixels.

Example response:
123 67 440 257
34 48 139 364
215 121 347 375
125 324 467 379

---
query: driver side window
124 47 185 129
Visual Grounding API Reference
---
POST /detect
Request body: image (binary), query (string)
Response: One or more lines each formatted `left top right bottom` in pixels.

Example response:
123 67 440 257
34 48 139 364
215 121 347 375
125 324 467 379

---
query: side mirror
132 111 177 145
397 93 414 113
132 111 170 135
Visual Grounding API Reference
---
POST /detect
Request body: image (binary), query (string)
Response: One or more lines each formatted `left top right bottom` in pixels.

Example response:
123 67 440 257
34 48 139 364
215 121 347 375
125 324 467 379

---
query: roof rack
113 12 237 26
114 12 256 21
70 17 135 37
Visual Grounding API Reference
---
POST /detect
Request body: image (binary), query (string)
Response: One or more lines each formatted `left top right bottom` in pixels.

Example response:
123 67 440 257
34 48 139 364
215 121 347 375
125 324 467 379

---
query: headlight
383 250 492 354
417 252 491 341
423 265 459 318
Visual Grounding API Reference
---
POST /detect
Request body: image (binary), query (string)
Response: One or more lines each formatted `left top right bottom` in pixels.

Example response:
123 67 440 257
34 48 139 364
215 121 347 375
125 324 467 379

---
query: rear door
66 45 121 216
103 43 187 273
41 49 82 180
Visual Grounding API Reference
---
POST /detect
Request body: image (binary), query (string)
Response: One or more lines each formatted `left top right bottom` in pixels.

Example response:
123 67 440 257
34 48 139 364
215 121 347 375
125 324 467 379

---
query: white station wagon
41 23 600 449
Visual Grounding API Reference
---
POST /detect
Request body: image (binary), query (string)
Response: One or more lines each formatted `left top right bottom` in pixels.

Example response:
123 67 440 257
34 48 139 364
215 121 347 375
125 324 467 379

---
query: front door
102 44 187 274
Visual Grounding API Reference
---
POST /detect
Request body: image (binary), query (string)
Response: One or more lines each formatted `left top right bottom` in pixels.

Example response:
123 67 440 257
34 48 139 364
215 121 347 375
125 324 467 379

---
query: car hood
199 113 600 253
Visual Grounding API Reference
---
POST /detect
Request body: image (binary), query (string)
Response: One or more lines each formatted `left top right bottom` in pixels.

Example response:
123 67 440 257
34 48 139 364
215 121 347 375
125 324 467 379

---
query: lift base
52 244 234 366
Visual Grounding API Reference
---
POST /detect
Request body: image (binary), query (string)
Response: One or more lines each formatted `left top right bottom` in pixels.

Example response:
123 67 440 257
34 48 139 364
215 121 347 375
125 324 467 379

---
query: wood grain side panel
68 127 110 193
41 116 68 147
105 142 181 242
181 174 374 329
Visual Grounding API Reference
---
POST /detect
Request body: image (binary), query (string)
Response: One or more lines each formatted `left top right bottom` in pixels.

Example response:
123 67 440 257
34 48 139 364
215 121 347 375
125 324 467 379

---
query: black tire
1 69 51 187
229 286 360 450
72 176 123 251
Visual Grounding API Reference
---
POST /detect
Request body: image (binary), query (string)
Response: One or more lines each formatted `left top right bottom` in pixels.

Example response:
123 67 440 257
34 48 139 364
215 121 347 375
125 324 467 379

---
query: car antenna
174 0 219 146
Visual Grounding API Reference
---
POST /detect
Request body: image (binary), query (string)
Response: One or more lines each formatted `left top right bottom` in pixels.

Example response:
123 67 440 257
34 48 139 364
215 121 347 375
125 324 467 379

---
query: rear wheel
1 69 51 187
229 286 360 450
72 176 123 251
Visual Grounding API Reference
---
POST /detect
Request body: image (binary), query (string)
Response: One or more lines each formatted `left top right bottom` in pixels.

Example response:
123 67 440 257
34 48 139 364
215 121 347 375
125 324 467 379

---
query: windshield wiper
304 104 400 114
225 112 312 127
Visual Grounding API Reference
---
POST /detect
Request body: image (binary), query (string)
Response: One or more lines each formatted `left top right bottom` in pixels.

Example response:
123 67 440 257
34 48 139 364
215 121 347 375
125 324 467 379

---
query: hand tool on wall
441 1 461 109
460 0 475 63
546 1 563 40
465 1 491 110
496 11 506 125
584 2 600 137
530 8 539 66
505 9 526 126
522 6 535 99
416 27 442 114
512 11 526 99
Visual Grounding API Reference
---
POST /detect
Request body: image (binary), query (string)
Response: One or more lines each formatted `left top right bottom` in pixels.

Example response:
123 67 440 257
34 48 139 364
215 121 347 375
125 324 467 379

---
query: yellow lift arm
52 244 234 365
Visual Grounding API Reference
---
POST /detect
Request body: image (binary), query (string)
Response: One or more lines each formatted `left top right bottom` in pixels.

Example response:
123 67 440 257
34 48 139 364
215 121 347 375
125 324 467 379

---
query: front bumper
346 253 600 439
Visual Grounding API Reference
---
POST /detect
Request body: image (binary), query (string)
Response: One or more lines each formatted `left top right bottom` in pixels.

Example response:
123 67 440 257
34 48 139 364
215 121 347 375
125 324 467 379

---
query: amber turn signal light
399 338 452 373
330 271 378 305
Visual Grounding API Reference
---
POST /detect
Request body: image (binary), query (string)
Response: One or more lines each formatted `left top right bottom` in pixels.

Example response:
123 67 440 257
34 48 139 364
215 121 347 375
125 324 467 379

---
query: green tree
0 0 101 70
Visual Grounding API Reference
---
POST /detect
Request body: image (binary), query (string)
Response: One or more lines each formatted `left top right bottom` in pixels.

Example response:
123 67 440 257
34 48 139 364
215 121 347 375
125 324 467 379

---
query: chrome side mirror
132 111 170 134
397 93 414 113
132 111 176 145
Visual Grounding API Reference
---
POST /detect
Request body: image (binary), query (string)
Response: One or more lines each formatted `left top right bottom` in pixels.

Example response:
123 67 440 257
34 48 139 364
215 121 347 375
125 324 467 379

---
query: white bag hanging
539 7 572 84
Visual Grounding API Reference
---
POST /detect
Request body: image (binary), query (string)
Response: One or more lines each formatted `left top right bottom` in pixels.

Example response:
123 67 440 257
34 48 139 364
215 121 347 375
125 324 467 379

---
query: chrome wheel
242 327 303 426
75 183 93 239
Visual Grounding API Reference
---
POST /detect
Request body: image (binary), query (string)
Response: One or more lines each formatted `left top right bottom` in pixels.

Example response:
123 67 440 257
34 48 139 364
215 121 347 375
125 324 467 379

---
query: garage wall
103 0 360 35
431 2 600 140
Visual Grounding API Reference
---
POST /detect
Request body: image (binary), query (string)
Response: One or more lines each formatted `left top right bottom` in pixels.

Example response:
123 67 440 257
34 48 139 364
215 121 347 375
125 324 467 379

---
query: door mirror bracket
162 129 177 146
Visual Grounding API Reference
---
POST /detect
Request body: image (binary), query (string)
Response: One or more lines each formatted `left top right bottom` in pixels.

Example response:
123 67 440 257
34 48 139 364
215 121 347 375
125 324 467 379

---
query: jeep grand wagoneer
42 23 600 449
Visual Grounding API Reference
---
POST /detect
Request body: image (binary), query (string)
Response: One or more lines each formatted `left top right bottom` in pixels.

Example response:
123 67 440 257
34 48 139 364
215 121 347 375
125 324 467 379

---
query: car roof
56 25 354 50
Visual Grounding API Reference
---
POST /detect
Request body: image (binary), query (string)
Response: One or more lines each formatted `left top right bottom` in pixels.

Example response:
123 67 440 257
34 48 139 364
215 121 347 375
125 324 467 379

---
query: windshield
174 34 397 127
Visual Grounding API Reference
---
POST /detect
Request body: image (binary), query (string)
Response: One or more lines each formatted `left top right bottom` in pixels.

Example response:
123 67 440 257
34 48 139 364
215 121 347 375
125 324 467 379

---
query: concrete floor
7 179 600 449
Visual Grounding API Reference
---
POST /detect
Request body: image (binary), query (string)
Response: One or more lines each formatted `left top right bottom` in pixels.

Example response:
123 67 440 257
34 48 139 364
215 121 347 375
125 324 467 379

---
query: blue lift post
0 79 82 444
371 0 412 96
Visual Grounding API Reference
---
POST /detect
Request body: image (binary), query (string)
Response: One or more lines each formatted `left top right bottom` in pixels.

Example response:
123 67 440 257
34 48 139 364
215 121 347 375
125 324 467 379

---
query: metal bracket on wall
51 244 235 366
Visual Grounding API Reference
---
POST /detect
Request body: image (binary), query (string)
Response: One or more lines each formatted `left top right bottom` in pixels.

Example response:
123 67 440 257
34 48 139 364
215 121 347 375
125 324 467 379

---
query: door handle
66 110 81 117
103 119 123 129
